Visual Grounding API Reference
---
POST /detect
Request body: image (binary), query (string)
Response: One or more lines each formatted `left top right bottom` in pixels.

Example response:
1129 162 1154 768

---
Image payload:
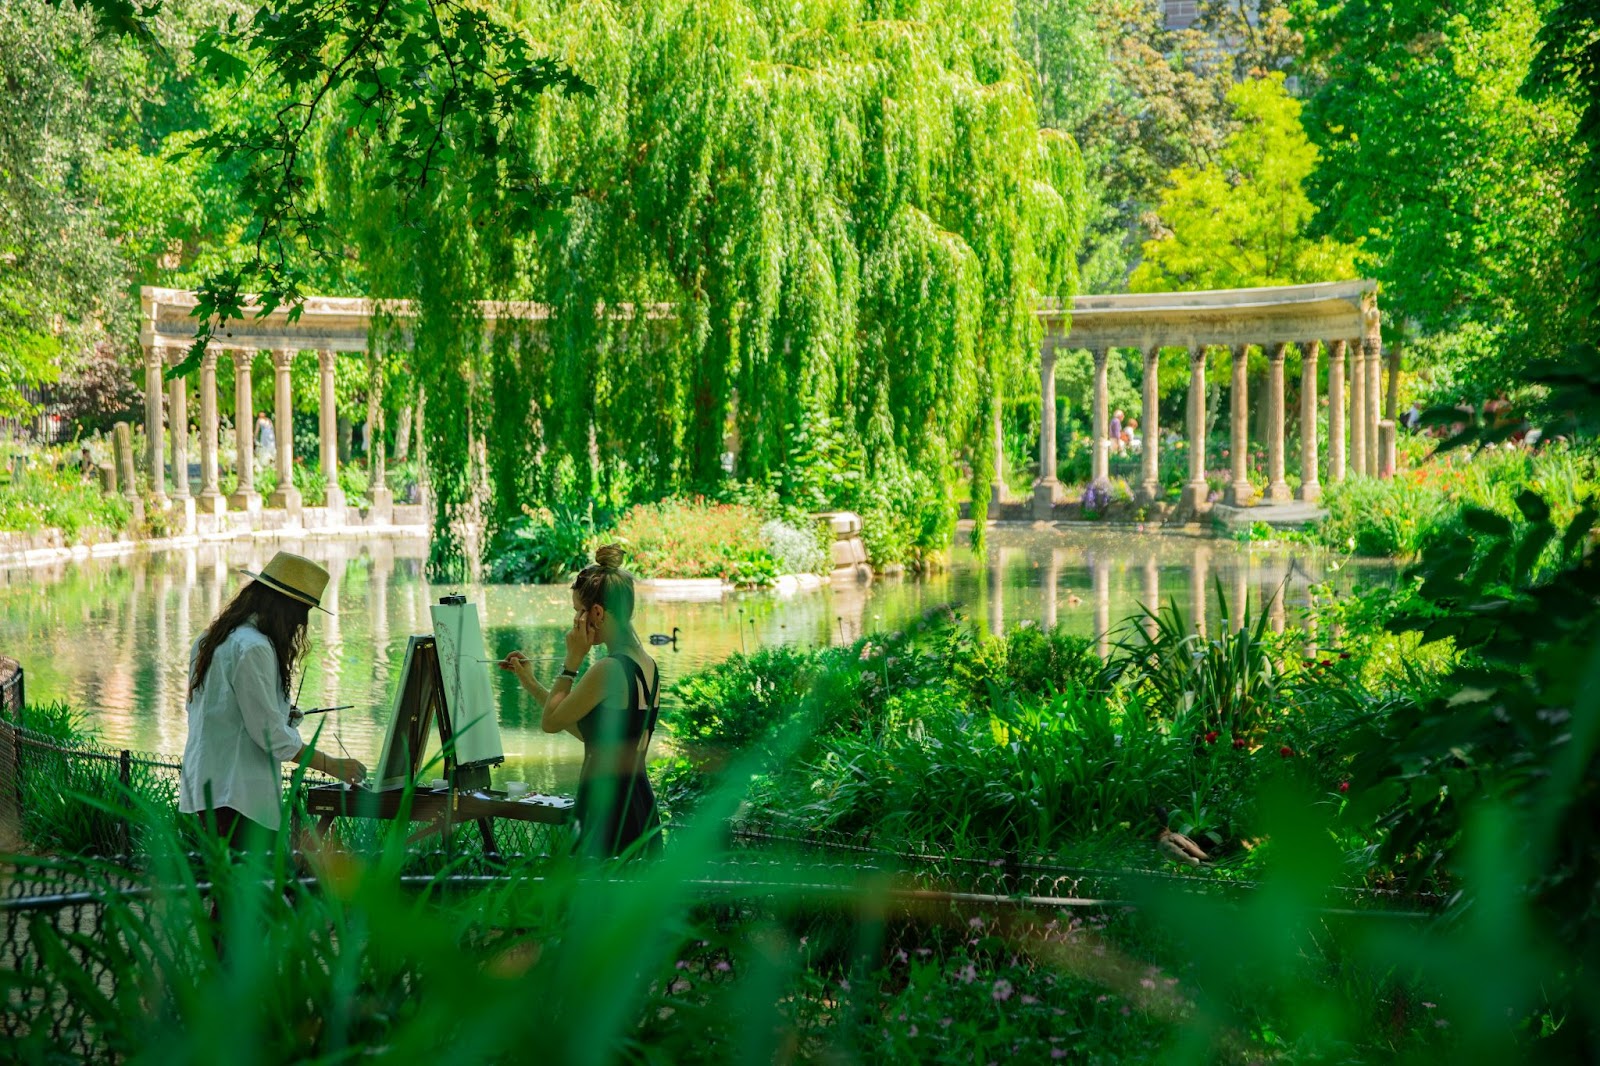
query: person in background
1124 417 1141 454
255 411 275 469
1109 409 1125 455
180 551 365 852
77 446 96 479
504 544 662 860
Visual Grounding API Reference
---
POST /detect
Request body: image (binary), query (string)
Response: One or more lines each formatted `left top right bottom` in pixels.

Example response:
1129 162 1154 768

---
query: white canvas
428 600 505 767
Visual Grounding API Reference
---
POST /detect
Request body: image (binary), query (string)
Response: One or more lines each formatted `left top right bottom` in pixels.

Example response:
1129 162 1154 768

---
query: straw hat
240 551 333 614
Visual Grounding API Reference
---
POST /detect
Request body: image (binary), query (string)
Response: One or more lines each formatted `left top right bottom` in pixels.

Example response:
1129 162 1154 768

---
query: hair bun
594 543 627 570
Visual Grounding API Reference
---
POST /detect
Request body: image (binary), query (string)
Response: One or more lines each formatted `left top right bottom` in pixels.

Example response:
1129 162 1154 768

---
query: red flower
1279 745 1295 758
1204 730 1219 745
1338 781 1350 793
1232 736 1247 750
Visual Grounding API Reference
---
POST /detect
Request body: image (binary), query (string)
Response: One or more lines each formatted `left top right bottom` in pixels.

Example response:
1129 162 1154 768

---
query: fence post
118 749 133 857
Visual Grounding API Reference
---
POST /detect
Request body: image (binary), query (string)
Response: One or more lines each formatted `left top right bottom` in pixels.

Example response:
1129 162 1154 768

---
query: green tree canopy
1130 73 1356 292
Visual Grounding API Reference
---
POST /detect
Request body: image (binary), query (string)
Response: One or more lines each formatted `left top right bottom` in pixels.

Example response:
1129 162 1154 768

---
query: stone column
229 350 261 512
1139 345 1161 505
1091 347 1110 485
268 349 302 515
1379 420 1397 478
113 421 142 526
1226 344 1254 506
1181 346 1209 513
990 395 1005 508
1265 342 1291 503
1033 346 1059 520
1366 337 1383 477
367 347 392 523
142 345 167 504
1327 339 1346 484
1349 337 1367 479
197 350 224 515
1299 340 1321 502
317 350 346 516
167 363 190 501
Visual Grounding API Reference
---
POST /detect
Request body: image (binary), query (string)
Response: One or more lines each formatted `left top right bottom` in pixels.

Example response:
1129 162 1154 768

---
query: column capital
1302 339 1323 359
1143 344 1161 365
1267 341 1288 363
199 348 218 370
145 343 166 369
1189 345 1208 369
317 349 338 370
231 347 256 369
1091 346 1109 368
271 348 297 370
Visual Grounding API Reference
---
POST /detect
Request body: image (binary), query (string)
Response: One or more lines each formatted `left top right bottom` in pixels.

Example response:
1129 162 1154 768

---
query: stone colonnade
135 339 388 529
1031 282 1384 518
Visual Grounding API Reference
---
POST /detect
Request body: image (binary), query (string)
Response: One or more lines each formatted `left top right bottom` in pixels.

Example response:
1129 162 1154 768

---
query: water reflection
0 529 1394 791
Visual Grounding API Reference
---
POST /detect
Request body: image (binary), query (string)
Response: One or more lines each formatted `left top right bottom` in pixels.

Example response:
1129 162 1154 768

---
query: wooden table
302 783 575 857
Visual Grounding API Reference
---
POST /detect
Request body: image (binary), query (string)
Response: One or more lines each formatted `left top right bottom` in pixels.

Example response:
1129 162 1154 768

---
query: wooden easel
301 633 573 857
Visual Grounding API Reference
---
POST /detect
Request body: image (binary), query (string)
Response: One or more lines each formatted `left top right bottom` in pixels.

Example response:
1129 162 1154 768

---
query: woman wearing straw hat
179 550 366 849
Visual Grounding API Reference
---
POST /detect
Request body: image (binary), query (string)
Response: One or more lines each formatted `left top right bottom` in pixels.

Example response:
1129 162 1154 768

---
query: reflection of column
1192 543 1210 638
1143 552 1160 641
198 350 224 514
372 547 393 666
322 552 345 705
1034 347 1059 519
1181 347 1209 512
1232 557 1249 634
210 547 226 620
1140 345 1161 504
1379 420 1397 478
1298 341 1321 502
318 350 346 515
1043 547 1060 629
269 350 303 514
1327 340 1346 484
1093 553 1111 660
1267 562 1286 634
1349 336 1366 480
1265 343 1290 502
143 345 167 504
987 546 1005 638
991 396 1005 507
229 350 261 512
1226 344 1254 506
1091 347 1110 484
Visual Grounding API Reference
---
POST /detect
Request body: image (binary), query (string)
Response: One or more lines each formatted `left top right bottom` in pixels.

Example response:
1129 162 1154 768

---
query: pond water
0 528 1396 793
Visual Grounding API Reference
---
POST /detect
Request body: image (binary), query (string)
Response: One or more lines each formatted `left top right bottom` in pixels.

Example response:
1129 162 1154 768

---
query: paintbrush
299 704 353 715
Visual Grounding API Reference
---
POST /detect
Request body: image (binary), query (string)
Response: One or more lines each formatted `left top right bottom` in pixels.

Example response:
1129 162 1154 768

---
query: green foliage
1315 444 1599 559
1302 0 1579 390
612 499 776 585
483 503 599 585
1131 74 1358 292
0 468 130 541
1347 490 1600 1052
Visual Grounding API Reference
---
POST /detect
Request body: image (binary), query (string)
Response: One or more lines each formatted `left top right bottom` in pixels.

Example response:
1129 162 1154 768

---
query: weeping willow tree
318 0 1085 575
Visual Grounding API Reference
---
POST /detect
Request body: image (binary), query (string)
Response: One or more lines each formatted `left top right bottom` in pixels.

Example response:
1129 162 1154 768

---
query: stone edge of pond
0 524 431 571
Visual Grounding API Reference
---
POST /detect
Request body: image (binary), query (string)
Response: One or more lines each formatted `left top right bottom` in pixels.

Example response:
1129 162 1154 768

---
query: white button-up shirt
178 622 305 830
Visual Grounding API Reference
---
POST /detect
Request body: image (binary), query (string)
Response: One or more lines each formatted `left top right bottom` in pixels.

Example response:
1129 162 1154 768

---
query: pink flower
1338 780 1350 793
1020 994 1039 1005
714 960 731 972
1052 1051 1067 1060
1140 978 1156 990
958 963 977 984
908 1024 918 1038
668 977 691 994
838 978 850 992
969 916 986 929
992 979 1014 1002
940 1017 953 1028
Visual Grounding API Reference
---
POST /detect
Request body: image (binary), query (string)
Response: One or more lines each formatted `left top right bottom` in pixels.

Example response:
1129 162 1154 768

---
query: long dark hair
189 581 311 700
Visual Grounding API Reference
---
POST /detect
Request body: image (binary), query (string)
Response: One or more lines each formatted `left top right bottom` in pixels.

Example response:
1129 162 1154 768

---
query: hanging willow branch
165 0 590 378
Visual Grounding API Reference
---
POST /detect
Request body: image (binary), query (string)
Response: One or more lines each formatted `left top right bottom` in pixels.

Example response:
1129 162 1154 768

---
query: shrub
613 498 778 584
759 518 829 575
0 468 130 541
484 503 598 584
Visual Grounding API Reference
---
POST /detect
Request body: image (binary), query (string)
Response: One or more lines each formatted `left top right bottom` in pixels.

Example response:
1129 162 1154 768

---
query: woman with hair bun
503 544 662 859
